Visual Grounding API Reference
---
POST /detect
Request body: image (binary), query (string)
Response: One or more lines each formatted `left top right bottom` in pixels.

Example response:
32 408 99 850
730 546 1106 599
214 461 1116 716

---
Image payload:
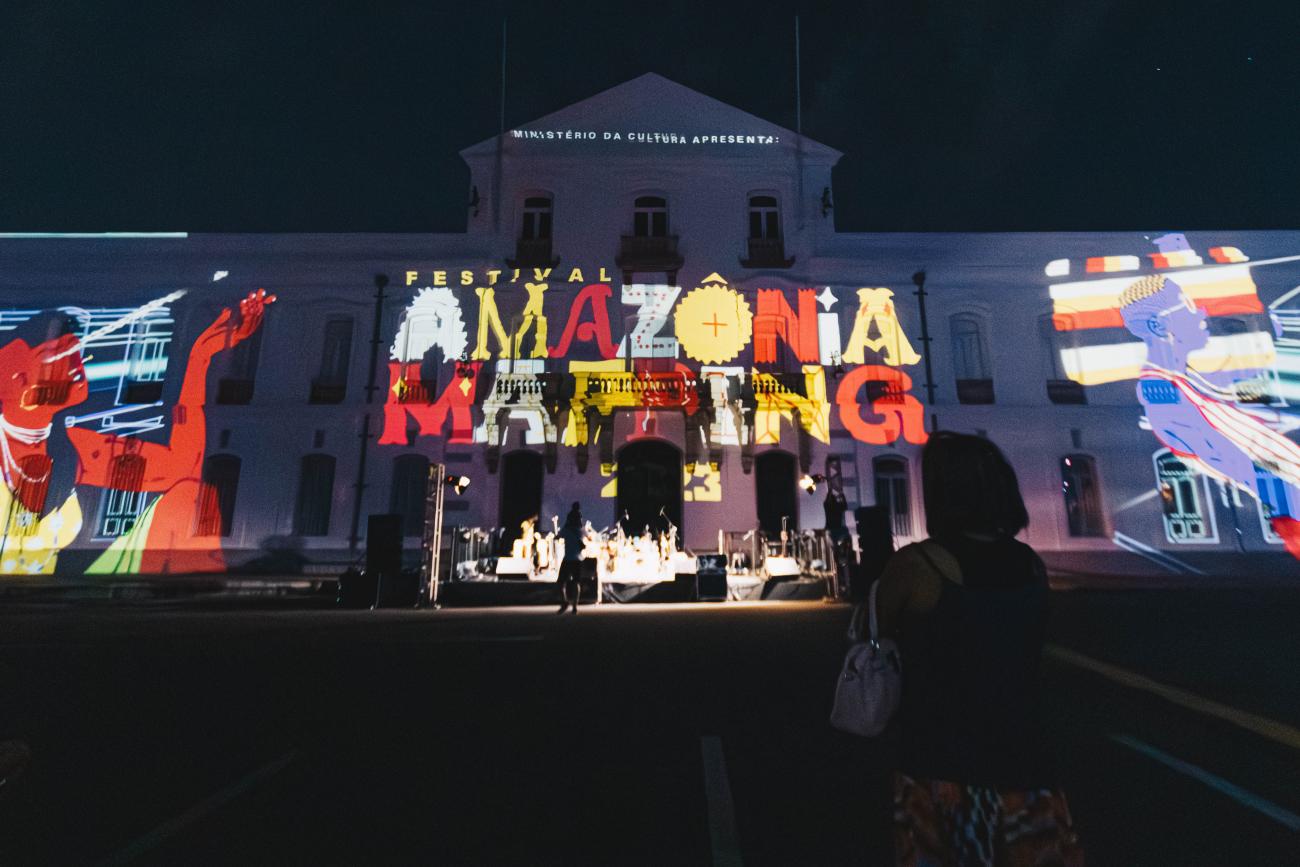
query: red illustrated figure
0 291 274 576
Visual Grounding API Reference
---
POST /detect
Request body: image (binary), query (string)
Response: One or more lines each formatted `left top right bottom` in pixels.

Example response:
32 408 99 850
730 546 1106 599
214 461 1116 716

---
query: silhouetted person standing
875 433 1083 865
557 503 584 614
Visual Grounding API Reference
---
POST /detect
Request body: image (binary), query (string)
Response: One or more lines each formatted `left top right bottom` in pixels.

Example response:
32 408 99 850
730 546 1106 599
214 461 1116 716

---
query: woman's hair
921 431 1029 540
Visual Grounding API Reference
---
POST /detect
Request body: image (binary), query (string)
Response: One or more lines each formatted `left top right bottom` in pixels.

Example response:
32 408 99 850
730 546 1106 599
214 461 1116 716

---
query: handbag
829 580 901 736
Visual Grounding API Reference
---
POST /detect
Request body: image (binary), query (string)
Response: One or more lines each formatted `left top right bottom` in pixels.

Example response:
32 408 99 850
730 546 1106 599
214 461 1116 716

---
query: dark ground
1 590 1297 866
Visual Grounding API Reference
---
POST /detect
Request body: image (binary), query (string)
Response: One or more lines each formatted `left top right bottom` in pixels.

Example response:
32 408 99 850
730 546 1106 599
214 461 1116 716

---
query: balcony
505 237 559 270
216 378 254 405
1046 379 1087 405
740 236 794 269
309 379 347 404
616 235 683 283
955 378 995 404
25 380 73 406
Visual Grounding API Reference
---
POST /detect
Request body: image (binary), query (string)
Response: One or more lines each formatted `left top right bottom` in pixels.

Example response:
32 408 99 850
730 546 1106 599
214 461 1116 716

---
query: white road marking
700 735 744 866
95 749 297 866
1047 644 1300 752
1111 734 1300 832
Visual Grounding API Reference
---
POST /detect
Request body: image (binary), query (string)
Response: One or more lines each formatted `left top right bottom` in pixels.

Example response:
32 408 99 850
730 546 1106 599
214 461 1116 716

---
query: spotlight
799 473 826 494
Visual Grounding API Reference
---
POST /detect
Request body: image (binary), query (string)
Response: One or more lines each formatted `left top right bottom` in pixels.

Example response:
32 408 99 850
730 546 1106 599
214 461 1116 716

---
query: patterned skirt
893 773 1084 867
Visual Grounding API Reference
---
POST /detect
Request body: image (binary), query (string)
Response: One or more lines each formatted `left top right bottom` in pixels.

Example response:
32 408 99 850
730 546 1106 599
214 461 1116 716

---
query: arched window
748 195 781 240
196 454 240 537
873 456 912 539
96 453 150 538
390 454 430 538
950 314 993 403
633 196 668 238
294 454 336 536
521 195 553 240
1153 451 1215 543
1061 454 1105 537
755 450 798 538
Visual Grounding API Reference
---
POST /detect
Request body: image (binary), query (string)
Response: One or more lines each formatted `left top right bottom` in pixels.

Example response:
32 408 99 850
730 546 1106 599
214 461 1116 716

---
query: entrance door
755 451 798 538
499 451 544 550
617 441 682 536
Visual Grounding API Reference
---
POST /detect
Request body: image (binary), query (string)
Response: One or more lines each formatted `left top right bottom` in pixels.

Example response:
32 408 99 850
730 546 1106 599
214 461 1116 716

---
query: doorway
499 450 544 550
616 440 682 537
755 451 798 538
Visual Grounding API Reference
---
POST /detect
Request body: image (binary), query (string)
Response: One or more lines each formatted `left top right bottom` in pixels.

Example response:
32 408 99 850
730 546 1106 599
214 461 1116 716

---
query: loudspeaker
853 506 894 602
366 514 404 578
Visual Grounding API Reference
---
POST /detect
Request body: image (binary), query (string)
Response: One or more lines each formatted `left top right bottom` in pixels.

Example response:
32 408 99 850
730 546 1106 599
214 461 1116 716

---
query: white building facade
3 74 1299 578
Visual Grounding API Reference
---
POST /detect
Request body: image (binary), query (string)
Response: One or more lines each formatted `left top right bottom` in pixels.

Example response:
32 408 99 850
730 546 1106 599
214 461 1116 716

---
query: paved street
1 590 1298 866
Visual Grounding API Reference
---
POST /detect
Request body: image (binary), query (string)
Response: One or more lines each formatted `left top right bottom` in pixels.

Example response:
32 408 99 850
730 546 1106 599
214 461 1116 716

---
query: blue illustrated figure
1119 274 1300 555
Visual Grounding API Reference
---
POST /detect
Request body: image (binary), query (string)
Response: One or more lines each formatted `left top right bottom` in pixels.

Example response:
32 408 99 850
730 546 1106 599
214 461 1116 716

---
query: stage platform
436 576 828 607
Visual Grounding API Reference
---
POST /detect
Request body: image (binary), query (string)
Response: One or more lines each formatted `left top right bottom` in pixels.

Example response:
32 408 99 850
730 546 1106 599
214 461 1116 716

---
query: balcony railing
25 380 73 406
505 237 559 270
740 236 794 269
955 378 995 404
616 234 683 282
1046 379 1087 405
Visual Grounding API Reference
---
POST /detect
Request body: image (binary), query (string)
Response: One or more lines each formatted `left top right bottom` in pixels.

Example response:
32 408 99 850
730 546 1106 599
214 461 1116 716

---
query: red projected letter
378 361 480 444
754 288 819 364
549 283 618 359
835 365 928 445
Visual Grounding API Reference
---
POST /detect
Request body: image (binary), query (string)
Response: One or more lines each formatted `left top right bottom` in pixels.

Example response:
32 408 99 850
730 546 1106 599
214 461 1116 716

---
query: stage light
444 474 472 495
799 473 826 494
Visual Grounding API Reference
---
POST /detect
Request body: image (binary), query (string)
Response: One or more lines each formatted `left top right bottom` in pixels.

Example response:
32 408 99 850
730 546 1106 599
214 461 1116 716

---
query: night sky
3 0 1298 232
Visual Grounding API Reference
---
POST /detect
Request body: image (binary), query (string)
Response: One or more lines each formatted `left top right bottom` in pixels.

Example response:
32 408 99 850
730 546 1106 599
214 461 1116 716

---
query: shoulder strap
915 541 960 584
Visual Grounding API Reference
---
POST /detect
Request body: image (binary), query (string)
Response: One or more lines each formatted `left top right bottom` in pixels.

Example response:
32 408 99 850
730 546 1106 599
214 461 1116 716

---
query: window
633 196 668 238
873 456 912 539
950 314 993 404
196 454 240 537
390 454 430 538
120 316 168 404
1153 451 1216 543
11 454 52 537
95 454 151 538
311 317 353 403
1061 454 1105 537
755 451 798 538
294 454 336 536
217 324 263 405
748 195 780 240
521 196 553 240
1040 314 1086 405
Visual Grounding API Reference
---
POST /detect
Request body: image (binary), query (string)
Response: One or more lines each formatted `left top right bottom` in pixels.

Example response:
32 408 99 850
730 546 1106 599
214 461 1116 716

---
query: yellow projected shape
842 288 921 366
752 365 831 444
0 489 82 576
675 278 753 364
683 463 722 502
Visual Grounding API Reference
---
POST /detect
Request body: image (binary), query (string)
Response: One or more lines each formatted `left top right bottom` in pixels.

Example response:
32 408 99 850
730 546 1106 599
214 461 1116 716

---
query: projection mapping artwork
380 270 930 495
0 290 273 575
1049 234 1300 558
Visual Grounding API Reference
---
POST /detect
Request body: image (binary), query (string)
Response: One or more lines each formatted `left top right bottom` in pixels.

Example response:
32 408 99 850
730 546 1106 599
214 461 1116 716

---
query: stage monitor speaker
695 568 728 602
366 514 404 578
495 556 532 580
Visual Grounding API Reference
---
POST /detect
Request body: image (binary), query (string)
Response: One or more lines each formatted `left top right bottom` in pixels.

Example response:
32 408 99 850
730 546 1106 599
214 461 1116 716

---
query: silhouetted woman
875 432 1083 866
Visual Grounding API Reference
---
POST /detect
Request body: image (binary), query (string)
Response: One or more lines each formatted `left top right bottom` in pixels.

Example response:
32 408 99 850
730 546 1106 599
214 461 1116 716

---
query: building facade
4 74 1300 578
